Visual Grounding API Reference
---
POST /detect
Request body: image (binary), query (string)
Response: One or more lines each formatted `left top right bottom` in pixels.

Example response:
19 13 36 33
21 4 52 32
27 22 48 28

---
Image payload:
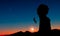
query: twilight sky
0 0 60 35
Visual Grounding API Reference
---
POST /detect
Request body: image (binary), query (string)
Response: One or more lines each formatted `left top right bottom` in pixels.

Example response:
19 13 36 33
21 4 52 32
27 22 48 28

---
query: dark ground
5 29 60 36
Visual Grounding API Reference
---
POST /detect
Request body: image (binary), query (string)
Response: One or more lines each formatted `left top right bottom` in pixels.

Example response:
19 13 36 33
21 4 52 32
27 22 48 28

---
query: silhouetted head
37 4 49 17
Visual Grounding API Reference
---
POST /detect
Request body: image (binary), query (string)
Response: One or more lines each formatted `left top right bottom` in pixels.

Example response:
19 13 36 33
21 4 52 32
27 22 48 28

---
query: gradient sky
0 0 60 35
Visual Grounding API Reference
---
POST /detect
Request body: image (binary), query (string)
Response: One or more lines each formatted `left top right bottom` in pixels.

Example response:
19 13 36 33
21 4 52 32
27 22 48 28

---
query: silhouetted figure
37 4 51 36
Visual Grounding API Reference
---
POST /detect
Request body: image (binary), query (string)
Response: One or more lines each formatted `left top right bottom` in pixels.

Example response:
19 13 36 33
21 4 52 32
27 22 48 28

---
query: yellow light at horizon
31 28 34 31
30 27 34 32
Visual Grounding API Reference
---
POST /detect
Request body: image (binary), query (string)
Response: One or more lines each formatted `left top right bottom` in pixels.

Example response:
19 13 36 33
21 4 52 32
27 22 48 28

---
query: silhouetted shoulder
45 17 50 21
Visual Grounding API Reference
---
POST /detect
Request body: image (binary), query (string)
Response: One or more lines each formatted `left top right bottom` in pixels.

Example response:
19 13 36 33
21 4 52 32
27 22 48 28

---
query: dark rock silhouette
24 31 31 36
51 29 60 36
8 31 24 36
37 4 51 36
4 29 60 36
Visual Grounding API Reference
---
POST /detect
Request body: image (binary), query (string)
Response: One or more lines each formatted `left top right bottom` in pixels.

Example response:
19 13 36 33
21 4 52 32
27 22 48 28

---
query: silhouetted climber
37 4 51 36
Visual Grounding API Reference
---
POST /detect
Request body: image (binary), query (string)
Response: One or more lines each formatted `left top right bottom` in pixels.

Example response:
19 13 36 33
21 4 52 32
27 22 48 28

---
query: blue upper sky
0 0 60 30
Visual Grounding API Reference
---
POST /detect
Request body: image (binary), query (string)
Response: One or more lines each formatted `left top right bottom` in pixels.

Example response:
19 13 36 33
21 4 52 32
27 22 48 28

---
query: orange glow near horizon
0 26 38 35
0 25 60 35
29 27 35 33
28 26 38 33
51 25 60 30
